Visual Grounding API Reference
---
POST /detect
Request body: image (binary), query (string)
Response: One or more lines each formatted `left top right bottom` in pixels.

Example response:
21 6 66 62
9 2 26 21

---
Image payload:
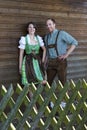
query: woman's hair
27 21 37 35
47 18 56 24
27 21 37 30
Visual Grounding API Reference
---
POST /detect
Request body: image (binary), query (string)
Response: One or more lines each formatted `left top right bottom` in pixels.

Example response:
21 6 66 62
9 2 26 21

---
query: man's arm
58 31 78 60
58 44 76 60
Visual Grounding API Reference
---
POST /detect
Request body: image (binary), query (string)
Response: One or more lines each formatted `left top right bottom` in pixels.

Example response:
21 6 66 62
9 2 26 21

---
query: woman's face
28 24 36 35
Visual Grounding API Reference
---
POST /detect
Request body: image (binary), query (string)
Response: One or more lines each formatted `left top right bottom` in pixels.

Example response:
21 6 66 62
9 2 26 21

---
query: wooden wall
0 0 87 87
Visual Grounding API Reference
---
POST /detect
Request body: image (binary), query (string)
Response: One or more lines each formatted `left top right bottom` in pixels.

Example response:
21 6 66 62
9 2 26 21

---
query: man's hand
58 54 68 60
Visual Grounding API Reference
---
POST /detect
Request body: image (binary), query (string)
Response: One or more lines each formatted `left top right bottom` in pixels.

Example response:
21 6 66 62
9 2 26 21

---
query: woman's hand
19 68 22 74
42 58 45 63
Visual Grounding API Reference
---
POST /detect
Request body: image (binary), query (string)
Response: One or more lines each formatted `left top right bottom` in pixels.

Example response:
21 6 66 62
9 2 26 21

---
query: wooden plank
16 83 44 130
0 85 14 116
1 85 29 130
0 0 87 86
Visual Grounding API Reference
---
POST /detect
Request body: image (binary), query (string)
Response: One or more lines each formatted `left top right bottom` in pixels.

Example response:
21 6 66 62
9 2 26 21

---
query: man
44 18 78 86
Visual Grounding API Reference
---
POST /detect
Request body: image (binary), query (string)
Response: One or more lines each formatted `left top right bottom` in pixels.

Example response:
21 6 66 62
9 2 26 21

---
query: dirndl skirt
21 53 45 85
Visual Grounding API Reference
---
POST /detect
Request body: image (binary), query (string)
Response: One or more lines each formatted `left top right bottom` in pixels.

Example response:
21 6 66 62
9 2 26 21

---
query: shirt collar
50 29 58 35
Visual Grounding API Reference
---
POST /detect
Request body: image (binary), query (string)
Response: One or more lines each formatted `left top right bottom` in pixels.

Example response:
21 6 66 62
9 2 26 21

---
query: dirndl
21 53 45 85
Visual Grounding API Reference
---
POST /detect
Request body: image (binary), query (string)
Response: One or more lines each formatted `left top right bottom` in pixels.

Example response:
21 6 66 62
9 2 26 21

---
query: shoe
60 101 66 108
49 101 54 109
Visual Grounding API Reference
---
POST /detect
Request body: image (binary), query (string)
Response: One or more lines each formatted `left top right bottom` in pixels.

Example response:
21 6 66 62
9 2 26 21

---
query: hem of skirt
22 81 43 86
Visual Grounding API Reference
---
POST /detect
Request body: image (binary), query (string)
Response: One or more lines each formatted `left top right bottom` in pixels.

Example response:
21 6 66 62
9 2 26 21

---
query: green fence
0 79 87 130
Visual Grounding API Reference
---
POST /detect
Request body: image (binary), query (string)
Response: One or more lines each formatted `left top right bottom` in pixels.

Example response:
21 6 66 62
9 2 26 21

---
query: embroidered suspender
46 30 61 58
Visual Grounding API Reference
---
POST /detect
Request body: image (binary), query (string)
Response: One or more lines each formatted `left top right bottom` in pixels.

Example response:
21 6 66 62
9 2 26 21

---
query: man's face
46 19 56 33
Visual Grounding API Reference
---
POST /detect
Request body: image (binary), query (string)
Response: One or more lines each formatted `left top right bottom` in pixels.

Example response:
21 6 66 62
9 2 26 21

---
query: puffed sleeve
37 35 44 47
18 36 26 49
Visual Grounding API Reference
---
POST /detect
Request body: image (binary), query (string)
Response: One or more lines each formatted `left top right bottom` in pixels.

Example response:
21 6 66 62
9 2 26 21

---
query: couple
18 18 78 86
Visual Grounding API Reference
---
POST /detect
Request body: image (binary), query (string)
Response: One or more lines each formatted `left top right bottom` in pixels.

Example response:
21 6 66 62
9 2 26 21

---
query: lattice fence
0 79 87 130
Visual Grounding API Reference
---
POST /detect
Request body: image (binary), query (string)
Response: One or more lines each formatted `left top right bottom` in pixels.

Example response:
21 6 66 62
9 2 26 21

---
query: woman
18 22 47 85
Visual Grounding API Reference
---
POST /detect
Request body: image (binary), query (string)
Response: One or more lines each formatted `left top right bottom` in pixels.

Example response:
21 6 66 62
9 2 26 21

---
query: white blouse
18 34 44 49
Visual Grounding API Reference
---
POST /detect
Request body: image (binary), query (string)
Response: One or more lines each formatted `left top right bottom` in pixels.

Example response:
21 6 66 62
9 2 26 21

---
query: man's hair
47 18 56 24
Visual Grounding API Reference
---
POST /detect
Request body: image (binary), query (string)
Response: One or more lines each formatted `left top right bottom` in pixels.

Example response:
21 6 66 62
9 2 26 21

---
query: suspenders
46 30 61 58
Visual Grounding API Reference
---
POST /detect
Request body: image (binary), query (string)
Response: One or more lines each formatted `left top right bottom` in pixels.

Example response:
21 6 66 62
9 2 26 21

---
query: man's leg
57 60 67 109
47 68 57 109
47 68 57 86
57 60 67 86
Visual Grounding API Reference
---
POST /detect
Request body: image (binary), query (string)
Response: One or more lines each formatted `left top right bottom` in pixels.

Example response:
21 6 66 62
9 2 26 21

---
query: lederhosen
45 30 67 85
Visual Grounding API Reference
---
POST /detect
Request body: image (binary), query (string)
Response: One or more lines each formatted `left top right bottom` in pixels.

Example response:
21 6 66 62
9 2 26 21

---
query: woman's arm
41 46 46 63
19 49 24 74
